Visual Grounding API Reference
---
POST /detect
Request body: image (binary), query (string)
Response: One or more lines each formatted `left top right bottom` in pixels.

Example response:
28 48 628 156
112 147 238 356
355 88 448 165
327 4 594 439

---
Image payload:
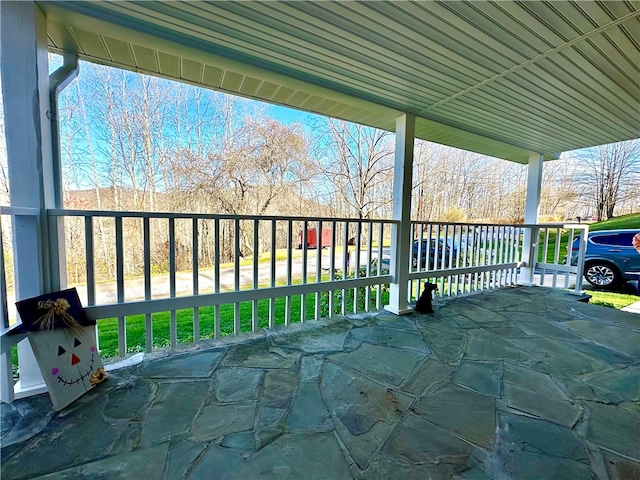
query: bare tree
312 119 394 219
576 140 640 220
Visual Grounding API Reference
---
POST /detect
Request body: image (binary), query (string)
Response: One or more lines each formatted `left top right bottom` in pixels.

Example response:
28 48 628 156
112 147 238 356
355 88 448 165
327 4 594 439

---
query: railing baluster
376 222 383 310
285 220 292 326
234 218 241 335
541 228 550 287
342 221 349 316
447 224 454 296
365 221 373 311
426 223 433 273
506 226 512 286
474 225 482 291
329 221 336 317
252 219 259 333
485 225 491 290
497 226 505 288
214 218 221 339
84 216 96 307
511 227 517 285
115 217 126 357
513 227 522 285
168 217 177 349
301 220 308 323
413 223 421 299
354 221 361 313
269 219 276 329
437 224 445 296
494 225 501 288
556 227 566 289
315 220 322 321
464 224 471 293
192 218 200 342
144 218 152 353
566 228 576 290
453 225 460 295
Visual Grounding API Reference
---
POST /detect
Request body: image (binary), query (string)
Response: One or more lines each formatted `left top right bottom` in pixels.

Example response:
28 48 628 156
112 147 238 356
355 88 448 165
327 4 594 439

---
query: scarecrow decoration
13 288 106 411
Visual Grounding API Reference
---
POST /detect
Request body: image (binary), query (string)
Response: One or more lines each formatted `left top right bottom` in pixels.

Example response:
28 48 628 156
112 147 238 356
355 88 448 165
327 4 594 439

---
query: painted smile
56 354 96 387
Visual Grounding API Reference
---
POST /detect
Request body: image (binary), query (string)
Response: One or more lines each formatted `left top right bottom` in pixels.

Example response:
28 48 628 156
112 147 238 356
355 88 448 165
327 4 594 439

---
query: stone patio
2 286 639 479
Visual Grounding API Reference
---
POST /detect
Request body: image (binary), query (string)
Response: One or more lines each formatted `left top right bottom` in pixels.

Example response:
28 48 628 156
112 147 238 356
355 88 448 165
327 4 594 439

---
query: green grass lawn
95 283 389 358
585 288 639 309
588 212 640 231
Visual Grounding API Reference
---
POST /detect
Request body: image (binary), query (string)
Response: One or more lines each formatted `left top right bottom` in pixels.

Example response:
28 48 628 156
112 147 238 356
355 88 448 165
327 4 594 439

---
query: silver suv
568 229 640 287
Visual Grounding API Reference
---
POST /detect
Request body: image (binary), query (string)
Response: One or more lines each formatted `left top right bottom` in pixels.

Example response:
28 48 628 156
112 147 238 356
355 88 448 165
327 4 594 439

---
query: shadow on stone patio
2 286 639 479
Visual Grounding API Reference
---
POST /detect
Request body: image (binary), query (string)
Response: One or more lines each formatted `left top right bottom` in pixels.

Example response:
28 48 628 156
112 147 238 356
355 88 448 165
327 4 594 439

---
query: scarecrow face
50 330 98 388
29 326 106 410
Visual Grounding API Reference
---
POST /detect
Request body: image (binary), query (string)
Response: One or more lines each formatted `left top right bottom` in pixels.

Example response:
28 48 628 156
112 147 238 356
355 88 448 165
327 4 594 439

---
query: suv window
590 232 636 246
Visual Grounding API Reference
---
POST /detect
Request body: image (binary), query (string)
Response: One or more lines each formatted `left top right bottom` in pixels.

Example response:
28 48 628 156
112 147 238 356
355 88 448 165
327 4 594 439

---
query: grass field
95 282 389 358
586 288 639 310
588 212 640 231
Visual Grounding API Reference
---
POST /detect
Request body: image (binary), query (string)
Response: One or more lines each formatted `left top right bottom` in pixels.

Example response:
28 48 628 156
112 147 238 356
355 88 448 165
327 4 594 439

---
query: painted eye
74 338 82 347
57 346 66 356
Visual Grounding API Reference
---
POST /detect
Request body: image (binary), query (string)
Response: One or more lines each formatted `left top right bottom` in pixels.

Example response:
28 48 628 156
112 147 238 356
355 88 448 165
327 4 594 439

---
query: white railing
8 210 396 353
407 222 524 300
406 221 588 301
0 209 587 401
528 223 589 291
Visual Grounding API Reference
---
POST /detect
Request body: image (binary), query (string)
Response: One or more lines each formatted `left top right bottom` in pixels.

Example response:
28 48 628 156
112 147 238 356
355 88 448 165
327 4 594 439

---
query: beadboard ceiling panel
38 1 640 164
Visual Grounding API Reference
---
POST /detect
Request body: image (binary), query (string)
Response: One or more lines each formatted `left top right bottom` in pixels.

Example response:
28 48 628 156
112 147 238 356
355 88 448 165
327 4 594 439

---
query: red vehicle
298 228 332 249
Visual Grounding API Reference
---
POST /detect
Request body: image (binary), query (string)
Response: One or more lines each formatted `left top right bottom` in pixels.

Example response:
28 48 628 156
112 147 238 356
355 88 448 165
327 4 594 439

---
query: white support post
520 153 544 285
385 114 415 315
1 1 57 398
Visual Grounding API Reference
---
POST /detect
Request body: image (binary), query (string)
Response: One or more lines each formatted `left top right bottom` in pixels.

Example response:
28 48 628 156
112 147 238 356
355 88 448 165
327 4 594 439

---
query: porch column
1 1 57 396
520 153 544 285
385 114 415 315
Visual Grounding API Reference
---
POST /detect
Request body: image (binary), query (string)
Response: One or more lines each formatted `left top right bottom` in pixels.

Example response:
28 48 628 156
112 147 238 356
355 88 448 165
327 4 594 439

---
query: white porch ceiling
38 1 640 164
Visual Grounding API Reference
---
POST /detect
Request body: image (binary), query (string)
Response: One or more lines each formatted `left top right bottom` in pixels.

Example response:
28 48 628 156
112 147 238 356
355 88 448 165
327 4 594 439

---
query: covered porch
1 2 639 477
2 287 639 479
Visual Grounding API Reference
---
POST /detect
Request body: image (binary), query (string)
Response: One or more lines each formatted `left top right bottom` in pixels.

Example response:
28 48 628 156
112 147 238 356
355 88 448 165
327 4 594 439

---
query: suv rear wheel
584 262 620 287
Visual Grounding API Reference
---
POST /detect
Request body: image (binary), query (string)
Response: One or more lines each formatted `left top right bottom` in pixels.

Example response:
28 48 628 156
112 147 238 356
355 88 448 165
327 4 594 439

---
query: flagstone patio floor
2 286 639 479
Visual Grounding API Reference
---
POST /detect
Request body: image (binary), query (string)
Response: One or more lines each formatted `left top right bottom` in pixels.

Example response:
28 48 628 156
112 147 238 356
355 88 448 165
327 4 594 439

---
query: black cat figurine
415 281 437 314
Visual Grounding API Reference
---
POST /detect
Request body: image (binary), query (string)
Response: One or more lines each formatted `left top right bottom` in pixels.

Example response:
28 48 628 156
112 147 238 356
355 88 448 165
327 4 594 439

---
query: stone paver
328 342 427 386
453 361 501 397
413 384 496 449
214 367 263 402
138 349 226 377
141 380 211 445
2 286 639 479
191 403 257 440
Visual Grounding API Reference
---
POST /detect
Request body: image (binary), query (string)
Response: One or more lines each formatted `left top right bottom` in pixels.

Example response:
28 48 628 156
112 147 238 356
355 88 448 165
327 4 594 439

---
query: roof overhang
37 1 639 164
